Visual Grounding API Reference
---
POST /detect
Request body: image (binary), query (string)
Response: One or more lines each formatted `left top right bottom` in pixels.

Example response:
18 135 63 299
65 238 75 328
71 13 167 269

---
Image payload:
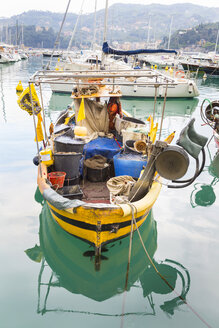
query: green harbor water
0 57 219 328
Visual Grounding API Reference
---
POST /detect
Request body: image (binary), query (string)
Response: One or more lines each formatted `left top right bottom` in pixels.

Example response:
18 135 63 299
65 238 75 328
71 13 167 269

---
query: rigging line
153 85 157 121
39 83 49 145
46 0 72 69
158 82 168 140
120 205 134 328
132 216 213 328
67 0 85 53
206 134 214 147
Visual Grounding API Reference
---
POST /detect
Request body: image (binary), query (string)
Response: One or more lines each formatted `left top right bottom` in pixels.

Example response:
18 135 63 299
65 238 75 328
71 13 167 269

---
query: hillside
166 22 219 51
0 3 219 50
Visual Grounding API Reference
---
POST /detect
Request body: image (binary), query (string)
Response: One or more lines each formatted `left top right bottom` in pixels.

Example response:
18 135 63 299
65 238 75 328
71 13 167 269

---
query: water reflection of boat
190 151 219 207
200 76 219 88
26 199 191 317
47 92 199 119
0 67 7 122
121 97 199 119
121 97 199 138
48 92 72 111
39 202 158 302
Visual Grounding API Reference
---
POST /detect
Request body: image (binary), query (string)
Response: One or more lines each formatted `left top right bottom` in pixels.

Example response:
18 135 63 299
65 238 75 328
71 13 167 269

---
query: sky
1 0 219 18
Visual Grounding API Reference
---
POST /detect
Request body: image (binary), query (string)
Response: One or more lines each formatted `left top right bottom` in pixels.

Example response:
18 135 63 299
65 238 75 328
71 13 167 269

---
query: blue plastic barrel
113 152 147 178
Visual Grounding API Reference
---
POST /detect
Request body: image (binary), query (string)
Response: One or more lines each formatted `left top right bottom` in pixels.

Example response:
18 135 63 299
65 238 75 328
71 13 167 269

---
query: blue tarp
102 41 177 56
83 137 122 160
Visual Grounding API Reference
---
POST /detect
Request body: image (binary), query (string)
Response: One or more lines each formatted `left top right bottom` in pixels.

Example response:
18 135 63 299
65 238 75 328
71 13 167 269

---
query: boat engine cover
155 145 189 180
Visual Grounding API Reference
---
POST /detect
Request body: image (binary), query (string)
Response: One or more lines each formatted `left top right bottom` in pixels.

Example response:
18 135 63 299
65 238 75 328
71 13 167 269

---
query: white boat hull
120 80 199 98
50 83 75 93
50 78 199 98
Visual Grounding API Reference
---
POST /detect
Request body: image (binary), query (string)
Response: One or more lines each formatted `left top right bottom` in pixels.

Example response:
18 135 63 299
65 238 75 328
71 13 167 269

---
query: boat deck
81 180 111 204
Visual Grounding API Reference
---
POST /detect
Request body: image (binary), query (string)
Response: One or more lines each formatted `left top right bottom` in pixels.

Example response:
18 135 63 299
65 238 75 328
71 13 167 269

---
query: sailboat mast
101 0 109 67
103 0 109 43
147 14 151 48
167 16 173 50
92 0 97 50
214 29 219 54
21 23 24 46
67 0 85 52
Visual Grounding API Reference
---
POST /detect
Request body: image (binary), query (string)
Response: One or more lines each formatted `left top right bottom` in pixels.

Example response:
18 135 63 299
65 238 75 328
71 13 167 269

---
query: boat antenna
46 0 71 70
158 83 168 139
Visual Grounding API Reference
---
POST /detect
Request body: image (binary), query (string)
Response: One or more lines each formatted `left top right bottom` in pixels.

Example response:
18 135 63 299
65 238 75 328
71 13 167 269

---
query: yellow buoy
16 81 23 93
165 66 168 70
154 64 157 69
40 148 54 166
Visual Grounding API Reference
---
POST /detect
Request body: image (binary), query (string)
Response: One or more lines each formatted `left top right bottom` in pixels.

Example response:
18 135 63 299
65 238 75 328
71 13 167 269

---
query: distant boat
50 42 199 98
43 50 62 57
181 59 219 76
0 44 21 63
49 67 199 98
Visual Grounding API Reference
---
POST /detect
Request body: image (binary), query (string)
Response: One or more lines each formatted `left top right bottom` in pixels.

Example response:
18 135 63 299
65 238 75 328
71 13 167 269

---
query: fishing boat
19 70 208 260
37 81 161 256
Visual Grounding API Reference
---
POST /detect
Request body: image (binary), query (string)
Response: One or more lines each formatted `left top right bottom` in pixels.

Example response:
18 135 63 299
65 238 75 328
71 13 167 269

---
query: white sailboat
49 0 199 98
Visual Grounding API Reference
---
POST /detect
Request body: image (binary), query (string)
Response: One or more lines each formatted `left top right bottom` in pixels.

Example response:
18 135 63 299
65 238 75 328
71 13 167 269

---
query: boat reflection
121 97 198 138
0 67 7 122
26 195 191 317
190 151 219 207
47 92 199 118
121 97 199 119
200 76 219 88
48 92 72 111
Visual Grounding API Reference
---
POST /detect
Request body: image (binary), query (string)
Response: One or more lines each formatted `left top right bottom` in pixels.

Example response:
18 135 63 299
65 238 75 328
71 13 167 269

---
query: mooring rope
130 209 212 328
